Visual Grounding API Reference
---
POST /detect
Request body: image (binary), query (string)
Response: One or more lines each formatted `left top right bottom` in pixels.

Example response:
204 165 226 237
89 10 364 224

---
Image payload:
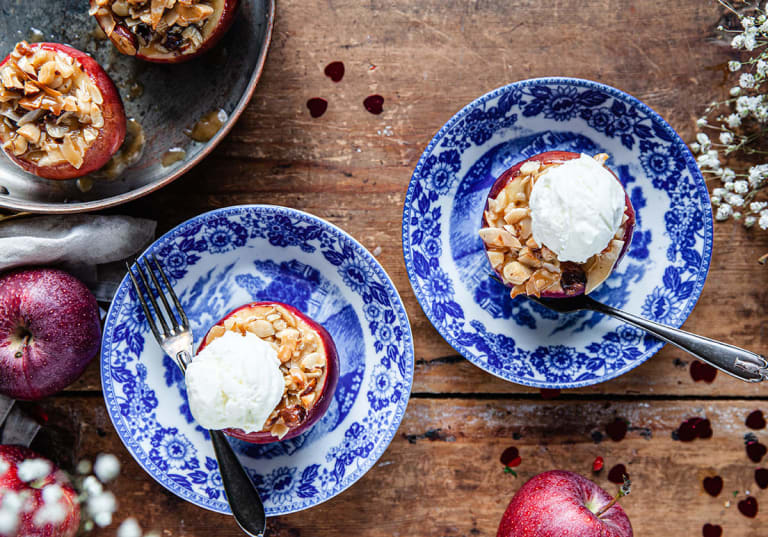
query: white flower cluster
696 2 768 237
0 452 155 537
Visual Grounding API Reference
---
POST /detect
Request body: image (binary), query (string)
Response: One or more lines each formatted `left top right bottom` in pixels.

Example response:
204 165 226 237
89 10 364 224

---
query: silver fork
531 294 768 382
126 255 267 537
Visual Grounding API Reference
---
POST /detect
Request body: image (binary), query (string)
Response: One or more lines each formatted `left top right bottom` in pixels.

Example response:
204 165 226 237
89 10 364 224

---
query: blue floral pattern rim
101 205 414 515
402 77 713 389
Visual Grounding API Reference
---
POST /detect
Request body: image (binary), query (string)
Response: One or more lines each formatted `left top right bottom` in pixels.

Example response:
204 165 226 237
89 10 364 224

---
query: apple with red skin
498 470 633 537
0 43 126 180
0 268 101 400
0 445 80 537
482 151 635 297
91 0 240 63
197 301 339 443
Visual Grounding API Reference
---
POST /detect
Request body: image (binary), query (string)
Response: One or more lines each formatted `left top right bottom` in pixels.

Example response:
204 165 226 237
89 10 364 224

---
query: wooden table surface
22 1 768 536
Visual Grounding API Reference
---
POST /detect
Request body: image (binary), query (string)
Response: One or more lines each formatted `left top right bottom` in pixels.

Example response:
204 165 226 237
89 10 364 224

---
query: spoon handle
209 429 266 537
587 298 768 382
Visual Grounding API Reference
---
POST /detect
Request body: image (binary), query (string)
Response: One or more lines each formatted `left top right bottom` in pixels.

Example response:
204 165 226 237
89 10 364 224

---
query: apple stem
595 475 632 518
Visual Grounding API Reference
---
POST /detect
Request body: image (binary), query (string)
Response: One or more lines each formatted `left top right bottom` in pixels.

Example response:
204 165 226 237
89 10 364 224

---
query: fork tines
125 255 189 340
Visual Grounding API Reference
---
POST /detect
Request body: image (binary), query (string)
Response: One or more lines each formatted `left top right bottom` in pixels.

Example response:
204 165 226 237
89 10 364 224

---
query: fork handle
210 430 266 537
588 298 768 382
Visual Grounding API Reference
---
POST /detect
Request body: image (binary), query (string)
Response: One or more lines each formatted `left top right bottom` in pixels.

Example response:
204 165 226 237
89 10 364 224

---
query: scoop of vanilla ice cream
528 154 626 264
185 330 284 433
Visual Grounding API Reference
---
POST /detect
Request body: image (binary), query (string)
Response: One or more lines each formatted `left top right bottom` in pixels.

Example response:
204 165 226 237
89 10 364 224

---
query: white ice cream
528 154 626 264
185 330 284 433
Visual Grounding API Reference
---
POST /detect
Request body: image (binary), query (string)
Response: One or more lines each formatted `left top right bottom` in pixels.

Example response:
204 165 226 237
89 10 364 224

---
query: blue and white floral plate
101 205 414 515
403 78 712 389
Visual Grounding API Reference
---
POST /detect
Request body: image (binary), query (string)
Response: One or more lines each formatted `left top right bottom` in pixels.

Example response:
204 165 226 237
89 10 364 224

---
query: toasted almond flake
61 133 83 168
502 261 533 285
519 161 541 175
487 250 505 268
504 206 529 225
517 247 542 269
16 123 40 143
37 62 57 86
517 217 532 240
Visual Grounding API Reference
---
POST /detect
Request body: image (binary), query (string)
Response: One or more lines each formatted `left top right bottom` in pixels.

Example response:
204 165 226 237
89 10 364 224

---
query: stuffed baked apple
186 302 339 443
480 151 635 298
0 42 126 180
89 0 239 63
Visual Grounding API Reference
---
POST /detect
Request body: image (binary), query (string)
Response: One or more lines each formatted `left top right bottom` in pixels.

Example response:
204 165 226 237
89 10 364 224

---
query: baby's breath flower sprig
695 1 768 259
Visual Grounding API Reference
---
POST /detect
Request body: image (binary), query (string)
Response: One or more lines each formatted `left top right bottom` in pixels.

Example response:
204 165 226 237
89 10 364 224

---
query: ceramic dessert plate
101 205 414 515
0 0 274 213
403 77 713 389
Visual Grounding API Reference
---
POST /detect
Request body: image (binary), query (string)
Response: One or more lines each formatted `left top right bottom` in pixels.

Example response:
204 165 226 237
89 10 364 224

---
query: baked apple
89 0 239 63
480 151 635 298
0 42 126 180
196 302 339 443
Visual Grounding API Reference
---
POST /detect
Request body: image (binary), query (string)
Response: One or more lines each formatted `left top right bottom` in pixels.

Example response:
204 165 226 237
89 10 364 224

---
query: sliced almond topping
502 261 533 285
519 160 541 175
487 250 505 268
517 217 532 240
479 227 521 250
503 206 529 225
517 247 542 269
16 123 40 143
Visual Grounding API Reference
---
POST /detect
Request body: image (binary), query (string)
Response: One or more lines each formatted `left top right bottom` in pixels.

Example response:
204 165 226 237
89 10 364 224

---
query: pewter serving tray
0 0 274 213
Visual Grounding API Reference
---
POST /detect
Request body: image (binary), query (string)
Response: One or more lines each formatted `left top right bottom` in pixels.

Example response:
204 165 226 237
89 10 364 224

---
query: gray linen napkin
0 215 156 301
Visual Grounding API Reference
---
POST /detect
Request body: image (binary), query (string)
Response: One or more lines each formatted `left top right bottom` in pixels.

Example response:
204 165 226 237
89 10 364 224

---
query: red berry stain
738 496 758 518
607 464 627 484
592 456 604 472
747 441 767 463
755 468 768 489
606 417 628 441
364 94 384 114
540 388 560 400
746 410 766 430
306 98 328 118
324 61 344 82
702 475 723 497
675 417 712 442
702 524 722 537
500 446 521 468
690 360 717 382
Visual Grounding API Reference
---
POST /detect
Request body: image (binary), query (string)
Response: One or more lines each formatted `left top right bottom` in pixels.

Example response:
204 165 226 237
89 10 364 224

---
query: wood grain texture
27 0 768 536
32 396 768 537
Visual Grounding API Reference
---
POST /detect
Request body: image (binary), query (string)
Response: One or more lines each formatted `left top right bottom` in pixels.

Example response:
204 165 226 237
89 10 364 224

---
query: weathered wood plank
30 396 768 537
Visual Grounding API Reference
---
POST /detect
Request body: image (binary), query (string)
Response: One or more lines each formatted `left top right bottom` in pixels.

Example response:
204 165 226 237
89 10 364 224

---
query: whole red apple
497 470 633 537
0 268 101 400
0 445 80 537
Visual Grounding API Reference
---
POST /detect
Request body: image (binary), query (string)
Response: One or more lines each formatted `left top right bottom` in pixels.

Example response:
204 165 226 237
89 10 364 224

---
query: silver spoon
532 294 768 382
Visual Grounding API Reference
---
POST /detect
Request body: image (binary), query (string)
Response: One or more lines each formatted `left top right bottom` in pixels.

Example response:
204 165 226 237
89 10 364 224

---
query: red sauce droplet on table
755 468 768 489
592 456 604 472
702 524 722 537
607 464 627 484
747 441 767 463
746 409 766 429
324 61 345 82
606 417 628 441
306 98 328 118
690 360 717 382
364 94 384 114
702 475 723 497
540 388 560 400
675 417 712 441
500 446 521 467
738 496 758 518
